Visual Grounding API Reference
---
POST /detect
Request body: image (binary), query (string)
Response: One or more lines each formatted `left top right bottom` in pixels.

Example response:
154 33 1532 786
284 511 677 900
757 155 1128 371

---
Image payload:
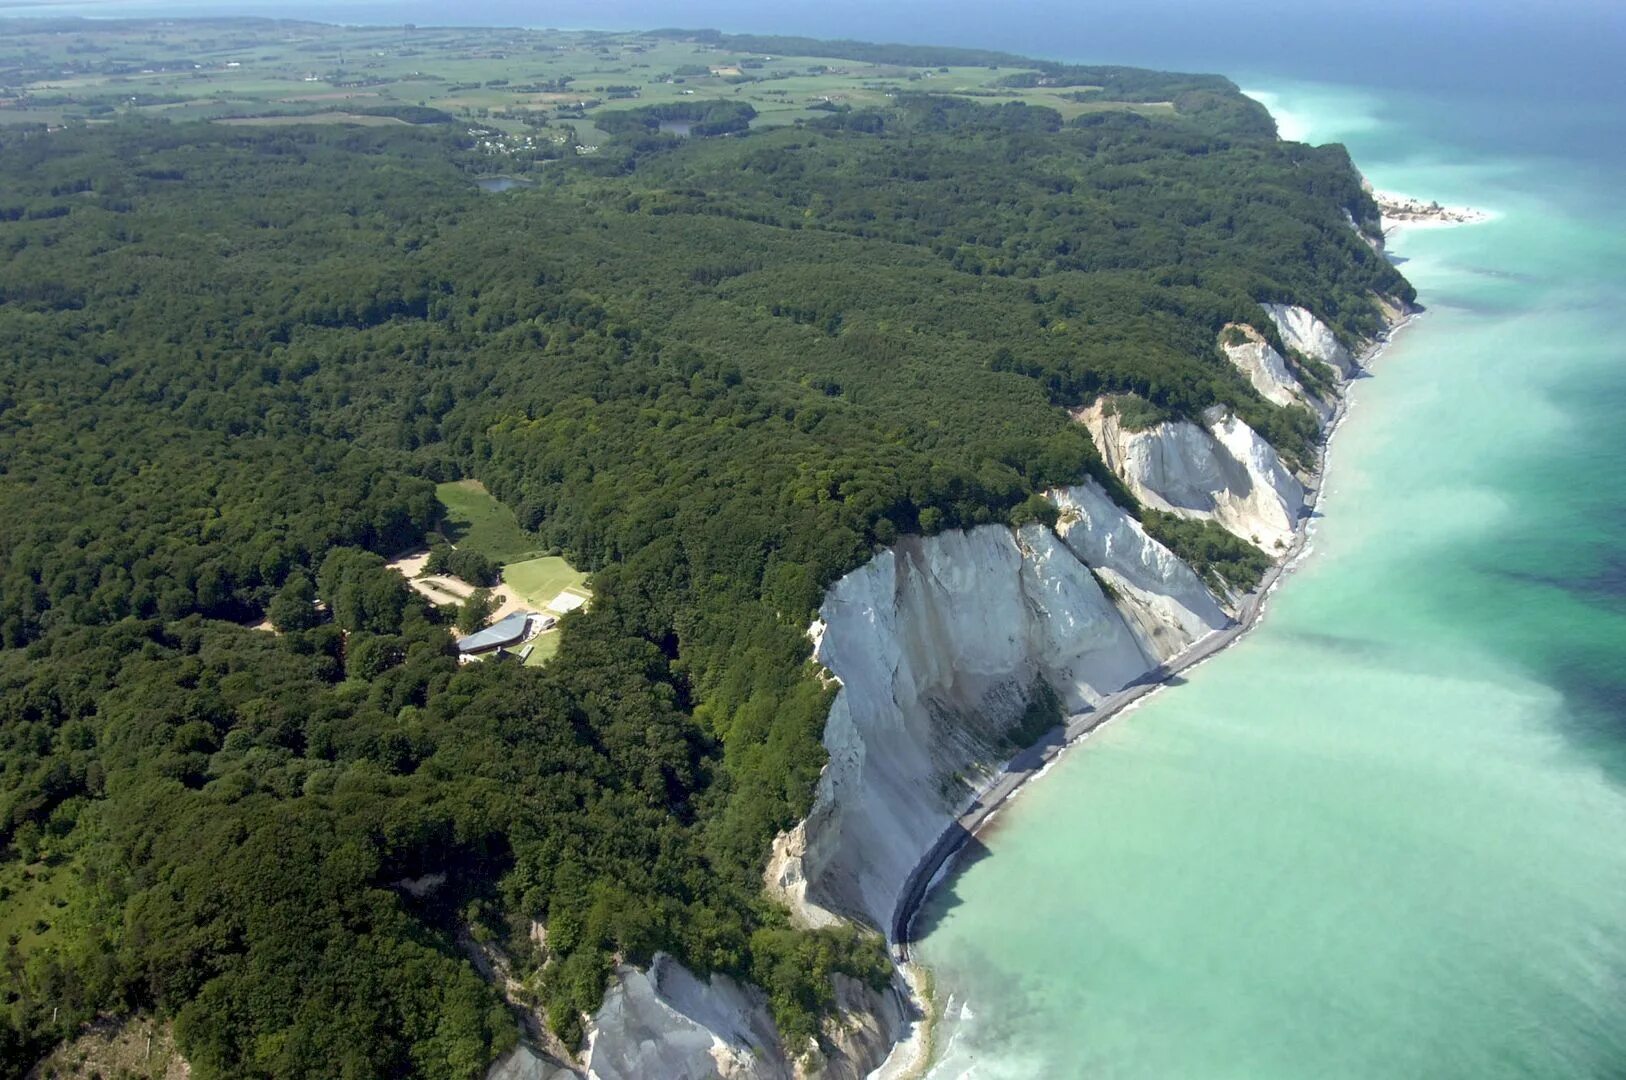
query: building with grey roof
455 611 536 657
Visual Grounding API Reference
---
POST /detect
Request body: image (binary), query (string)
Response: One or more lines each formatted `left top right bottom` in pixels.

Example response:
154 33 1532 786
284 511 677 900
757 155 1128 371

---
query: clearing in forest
434 479 544 564
523 632 564 667
504 556 591 614
420 484 592 665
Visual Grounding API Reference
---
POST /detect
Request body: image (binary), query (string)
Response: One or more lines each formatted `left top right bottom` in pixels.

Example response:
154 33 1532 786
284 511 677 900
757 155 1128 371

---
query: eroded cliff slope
1221 323 1332 423
1263 303 1360 377
489 955 906 1080
1076 401 1306 552
767 487 1229 935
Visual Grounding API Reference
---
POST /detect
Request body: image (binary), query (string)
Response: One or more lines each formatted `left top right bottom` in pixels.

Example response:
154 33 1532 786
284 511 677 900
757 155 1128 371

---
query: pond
474 176 534 193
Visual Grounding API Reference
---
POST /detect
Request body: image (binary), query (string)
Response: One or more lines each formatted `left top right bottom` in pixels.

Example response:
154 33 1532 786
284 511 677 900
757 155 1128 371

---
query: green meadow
502 555 589 612
435 483 592 642
433 479 544 564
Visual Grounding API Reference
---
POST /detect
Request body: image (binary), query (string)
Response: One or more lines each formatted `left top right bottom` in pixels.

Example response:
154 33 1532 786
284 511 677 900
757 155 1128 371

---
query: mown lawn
503 555 590 611
523 632 563 667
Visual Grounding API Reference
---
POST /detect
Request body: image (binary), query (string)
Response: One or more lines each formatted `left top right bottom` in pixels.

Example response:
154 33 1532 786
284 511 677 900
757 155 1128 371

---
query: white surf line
875 308 1421 1079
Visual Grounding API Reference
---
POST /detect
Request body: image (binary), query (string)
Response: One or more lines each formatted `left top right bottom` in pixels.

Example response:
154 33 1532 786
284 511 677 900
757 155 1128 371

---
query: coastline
1373 188 1493 236
874 304 1418 1078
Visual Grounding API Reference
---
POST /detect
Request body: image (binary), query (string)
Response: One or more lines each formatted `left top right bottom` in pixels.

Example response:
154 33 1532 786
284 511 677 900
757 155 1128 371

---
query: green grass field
434 482 591 651
522 632 563 667
434 479 544 564
503 555 590 611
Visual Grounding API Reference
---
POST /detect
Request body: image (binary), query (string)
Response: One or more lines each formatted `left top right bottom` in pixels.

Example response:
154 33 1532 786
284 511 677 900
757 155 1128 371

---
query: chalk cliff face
1344 207 1385 253
1220 323 1331 424
495 501 1231 1080
767 509 1226 936
583 957 789 1080
489 298 1402 1080
1049 480 1229 655
488 955 907 1080
1076 401 1305 552
487 1044 578 1080
1262 303 1359 377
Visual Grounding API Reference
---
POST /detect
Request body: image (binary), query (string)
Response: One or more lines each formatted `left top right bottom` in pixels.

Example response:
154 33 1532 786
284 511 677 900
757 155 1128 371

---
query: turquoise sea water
914 80 1626 1078
12 3 1621 1072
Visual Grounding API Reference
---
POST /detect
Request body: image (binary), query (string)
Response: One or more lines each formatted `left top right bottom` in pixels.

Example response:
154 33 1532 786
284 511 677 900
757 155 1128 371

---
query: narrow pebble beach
915 74 1626 1080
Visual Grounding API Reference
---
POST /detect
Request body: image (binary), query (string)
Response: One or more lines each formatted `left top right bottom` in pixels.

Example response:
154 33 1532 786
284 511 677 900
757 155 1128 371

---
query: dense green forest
595 100 759 138
0 32 1408 1079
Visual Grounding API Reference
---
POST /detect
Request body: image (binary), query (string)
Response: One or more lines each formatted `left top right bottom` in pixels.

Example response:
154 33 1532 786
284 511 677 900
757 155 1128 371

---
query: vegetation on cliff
0 24 1407 1078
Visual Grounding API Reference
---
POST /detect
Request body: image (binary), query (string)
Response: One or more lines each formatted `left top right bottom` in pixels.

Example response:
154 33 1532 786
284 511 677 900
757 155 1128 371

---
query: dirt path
386 552 540 624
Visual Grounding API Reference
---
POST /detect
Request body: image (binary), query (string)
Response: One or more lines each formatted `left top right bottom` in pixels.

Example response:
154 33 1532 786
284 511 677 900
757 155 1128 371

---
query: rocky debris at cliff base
765 818 846 930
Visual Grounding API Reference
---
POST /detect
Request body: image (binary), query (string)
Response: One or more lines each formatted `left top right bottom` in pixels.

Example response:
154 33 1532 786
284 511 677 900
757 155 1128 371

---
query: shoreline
1372 188 1492 235
875 304 1419 1077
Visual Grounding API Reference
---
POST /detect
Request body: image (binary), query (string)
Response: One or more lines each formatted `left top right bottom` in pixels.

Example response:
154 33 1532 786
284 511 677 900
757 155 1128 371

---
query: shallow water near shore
914 79 1626 1080
19 3 1620 1072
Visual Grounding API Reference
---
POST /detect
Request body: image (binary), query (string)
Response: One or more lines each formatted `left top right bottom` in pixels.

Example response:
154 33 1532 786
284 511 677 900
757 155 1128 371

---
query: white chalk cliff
490 501 1217 1080
1049 480 1229 656
488 954 906 1080
584 958 789 1080
754 296 1401 1079
1076 400 1305 552
1262 303 1359 378
767 498 1228 936
488 469 1277 1080
486 298 1402 1080
1220 323 1331 423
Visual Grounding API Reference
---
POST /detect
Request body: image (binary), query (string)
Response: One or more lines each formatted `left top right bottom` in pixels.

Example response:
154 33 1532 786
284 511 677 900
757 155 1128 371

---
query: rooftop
455 611 534 654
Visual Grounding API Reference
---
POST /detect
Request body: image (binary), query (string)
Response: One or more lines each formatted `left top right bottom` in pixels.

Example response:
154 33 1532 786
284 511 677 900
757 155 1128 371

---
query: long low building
455 611 550 657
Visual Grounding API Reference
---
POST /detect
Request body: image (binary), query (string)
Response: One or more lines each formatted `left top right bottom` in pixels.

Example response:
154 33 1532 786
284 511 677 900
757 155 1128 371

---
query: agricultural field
0 17 1172 149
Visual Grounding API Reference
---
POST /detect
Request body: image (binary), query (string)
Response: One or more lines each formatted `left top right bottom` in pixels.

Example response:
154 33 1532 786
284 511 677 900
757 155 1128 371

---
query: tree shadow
438 511 471 547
